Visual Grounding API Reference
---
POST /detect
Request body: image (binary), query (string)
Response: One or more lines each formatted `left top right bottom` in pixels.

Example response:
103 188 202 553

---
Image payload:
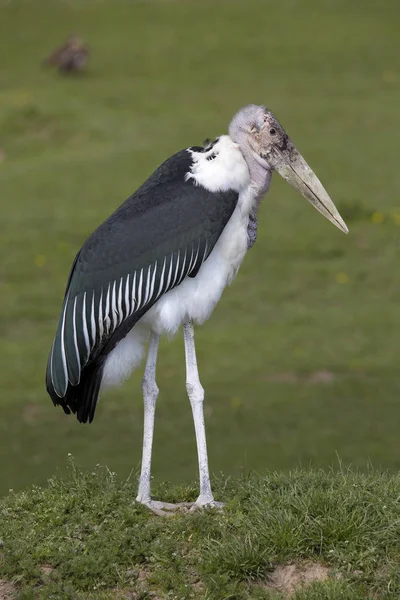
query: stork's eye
270 128 276 135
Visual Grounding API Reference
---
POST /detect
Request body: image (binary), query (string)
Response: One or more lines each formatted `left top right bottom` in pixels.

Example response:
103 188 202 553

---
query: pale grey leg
136 331 160 504
183 321 223 508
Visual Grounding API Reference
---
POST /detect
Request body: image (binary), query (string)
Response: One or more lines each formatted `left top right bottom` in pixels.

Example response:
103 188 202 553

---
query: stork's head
229 104 348 234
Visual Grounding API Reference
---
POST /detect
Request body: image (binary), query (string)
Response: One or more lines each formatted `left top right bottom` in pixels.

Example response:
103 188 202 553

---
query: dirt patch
40 564 54 577
260 563 329 597
0 579 16 599
121 566 165 599
125 567 148 582
265 370 336 384
111 590 139 600
113 587 163 600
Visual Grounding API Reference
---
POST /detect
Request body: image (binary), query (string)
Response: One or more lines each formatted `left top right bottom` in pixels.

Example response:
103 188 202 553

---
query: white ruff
102 136 260 389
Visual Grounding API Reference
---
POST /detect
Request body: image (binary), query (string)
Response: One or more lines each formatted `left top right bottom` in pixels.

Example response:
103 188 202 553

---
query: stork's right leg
136 331 160 505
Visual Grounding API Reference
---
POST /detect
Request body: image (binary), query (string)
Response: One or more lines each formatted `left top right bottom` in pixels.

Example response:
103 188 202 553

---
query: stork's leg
183 321 223 509
136 331 160 505
136 331 194 516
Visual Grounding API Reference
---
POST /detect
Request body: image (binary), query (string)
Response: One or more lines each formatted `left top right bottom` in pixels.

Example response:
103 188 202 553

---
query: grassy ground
1 0 400 495
1 465 400 599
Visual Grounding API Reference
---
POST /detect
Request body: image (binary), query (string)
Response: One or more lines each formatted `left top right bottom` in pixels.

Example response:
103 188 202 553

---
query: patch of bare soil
113 588 163 600
260 563 329 598
112 590 139 600
116 567 164 600
0 579 16 600
40 564 54 577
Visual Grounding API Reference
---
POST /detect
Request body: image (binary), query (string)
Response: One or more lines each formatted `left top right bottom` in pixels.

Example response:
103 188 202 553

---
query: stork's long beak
265 142 348 234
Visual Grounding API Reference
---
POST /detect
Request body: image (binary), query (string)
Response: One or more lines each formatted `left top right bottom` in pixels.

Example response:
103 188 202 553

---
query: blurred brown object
43 34 89 74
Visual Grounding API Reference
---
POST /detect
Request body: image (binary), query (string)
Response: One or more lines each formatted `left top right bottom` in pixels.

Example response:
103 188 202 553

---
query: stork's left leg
183 321 223 509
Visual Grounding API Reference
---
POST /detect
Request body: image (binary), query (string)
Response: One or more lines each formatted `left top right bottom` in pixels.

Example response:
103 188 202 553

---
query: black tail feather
46 359 104 423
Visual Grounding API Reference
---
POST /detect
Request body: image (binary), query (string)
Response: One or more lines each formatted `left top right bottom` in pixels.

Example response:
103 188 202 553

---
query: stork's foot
137 497 224 516
191 496 224 512
137 499 195 517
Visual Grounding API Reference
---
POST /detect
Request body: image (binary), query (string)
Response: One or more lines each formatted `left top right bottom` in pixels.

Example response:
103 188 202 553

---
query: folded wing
46 149 239 421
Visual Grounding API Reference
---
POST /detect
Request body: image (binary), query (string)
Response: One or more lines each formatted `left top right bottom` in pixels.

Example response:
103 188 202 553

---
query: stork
46 105 348 515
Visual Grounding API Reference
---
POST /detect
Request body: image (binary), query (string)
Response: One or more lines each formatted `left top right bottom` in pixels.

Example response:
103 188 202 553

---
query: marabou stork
46 105 348 514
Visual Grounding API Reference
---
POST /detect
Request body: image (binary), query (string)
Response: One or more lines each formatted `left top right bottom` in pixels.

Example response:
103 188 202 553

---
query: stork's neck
234 136 271 196
236 142 272 249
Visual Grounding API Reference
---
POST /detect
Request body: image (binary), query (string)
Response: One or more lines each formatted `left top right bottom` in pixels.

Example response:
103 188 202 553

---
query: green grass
1 465 400 598
1 0 400 495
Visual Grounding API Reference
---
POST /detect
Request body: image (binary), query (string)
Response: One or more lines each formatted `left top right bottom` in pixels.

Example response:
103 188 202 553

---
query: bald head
228 104 269 143
227 104 348 234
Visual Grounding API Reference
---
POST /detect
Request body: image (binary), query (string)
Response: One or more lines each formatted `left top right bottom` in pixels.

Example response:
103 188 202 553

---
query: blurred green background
1 0 399 496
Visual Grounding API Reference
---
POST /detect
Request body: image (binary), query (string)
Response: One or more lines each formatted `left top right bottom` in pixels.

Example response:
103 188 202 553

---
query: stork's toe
191 498 224 512
137 499 195 516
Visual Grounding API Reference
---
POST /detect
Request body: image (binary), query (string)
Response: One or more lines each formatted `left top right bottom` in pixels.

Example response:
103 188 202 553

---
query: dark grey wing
46 149 238 421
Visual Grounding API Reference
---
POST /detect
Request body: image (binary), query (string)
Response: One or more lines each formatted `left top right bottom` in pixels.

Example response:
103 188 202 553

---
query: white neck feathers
186 136 250 194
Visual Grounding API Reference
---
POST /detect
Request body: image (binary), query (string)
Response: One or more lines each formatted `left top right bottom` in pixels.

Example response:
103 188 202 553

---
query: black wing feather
46 148 238 422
